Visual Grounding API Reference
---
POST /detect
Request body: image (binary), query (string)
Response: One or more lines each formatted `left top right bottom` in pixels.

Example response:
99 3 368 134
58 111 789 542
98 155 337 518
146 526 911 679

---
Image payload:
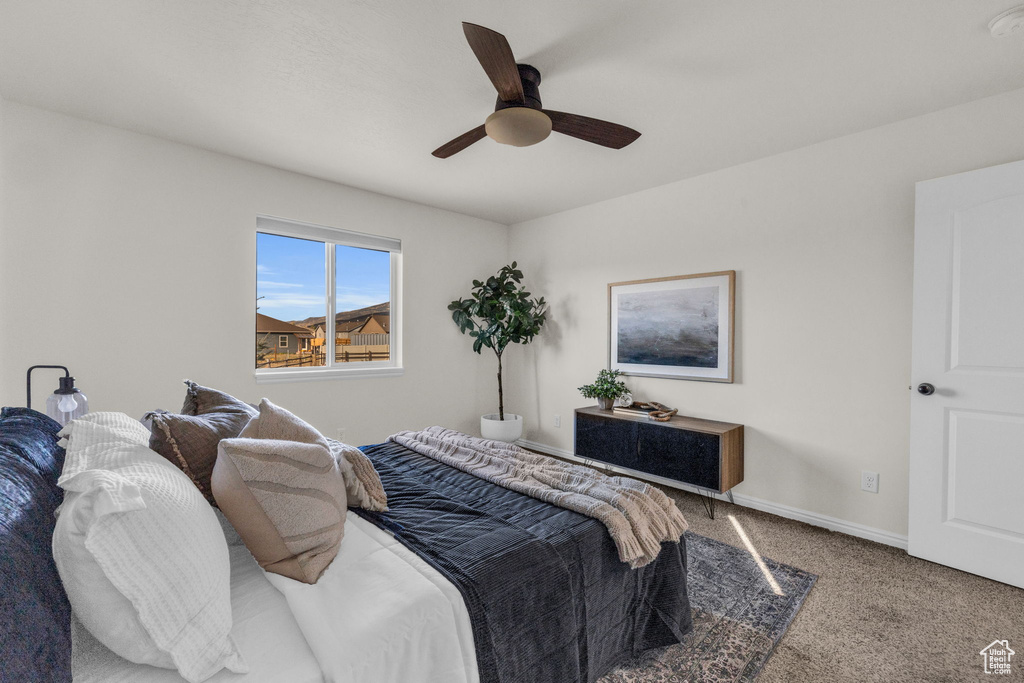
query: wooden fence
256 354 322 369
335 349 390 363
257 347 390 368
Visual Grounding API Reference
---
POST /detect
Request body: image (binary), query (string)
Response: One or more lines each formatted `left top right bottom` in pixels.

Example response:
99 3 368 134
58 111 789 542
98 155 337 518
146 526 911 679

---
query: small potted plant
579 369 629 410
449 262 547 442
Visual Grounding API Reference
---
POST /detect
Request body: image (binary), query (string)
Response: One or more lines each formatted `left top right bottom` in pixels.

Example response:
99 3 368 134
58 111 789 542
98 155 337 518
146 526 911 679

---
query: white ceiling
2 1 1023 224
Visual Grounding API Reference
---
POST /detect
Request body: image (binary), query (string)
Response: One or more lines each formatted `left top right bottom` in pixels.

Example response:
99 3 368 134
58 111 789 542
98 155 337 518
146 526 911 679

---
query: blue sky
257 233 390 322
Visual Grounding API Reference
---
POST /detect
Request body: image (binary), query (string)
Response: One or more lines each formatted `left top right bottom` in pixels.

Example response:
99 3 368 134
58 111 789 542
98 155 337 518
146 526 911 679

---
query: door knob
917 383 935 395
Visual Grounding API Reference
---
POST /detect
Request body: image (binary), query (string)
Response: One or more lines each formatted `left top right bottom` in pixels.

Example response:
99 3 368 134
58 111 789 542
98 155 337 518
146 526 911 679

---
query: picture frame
608 271 735 382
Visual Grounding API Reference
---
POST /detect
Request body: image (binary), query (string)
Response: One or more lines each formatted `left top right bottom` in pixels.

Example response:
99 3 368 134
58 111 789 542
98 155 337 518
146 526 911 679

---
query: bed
0 405 691 683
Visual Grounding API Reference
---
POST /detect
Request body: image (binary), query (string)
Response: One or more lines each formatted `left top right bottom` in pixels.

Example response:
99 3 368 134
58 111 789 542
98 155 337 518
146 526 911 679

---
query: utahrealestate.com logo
980 640 1015 675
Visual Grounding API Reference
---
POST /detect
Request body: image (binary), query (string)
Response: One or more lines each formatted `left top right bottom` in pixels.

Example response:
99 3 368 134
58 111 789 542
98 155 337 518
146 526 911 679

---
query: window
255 216 401 381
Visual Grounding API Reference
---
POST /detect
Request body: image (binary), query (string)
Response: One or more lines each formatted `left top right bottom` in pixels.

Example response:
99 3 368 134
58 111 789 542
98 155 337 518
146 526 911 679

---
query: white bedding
268 516 479 683
71 515 478 683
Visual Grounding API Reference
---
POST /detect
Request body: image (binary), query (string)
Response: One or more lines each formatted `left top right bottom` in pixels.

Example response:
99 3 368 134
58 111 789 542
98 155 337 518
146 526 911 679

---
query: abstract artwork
608 271 735 382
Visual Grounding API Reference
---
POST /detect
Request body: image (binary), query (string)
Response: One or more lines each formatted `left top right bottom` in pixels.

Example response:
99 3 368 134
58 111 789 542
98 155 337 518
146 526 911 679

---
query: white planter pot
480 413 523 442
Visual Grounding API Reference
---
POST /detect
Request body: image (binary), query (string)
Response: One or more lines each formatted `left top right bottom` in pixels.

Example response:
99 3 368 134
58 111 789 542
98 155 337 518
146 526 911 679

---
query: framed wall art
608 271 735 382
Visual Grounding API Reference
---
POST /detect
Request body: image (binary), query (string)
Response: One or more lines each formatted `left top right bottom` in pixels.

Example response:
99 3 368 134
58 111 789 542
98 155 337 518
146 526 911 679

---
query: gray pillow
180 380 254 417
144 380 256 504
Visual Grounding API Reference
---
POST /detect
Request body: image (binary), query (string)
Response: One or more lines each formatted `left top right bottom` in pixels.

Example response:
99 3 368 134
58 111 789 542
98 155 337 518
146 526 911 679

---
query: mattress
71 515 477 683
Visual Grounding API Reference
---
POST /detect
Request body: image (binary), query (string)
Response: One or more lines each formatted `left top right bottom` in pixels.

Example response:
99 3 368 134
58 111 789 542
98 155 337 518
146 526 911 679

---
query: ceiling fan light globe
485 108 552 147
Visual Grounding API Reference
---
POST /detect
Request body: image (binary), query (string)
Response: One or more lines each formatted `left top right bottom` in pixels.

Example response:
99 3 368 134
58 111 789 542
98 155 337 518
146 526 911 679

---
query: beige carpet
665 489 1024 682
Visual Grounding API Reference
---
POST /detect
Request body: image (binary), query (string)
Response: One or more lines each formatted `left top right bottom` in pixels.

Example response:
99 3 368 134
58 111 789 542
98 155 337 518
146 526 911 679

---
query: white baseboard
517 438 909 551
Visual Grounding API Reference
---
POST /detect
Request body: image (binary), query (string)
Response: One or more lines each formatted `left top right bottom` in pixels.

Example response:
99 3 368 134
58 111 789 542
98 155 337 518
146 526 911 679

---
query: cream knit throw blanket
389 426 688 568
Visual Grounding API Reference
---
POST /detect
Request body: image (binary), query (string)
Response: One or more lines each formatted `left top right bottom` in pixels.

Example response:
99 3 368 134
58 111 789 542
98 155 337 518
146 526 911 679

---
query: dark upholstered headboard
0 407 72 682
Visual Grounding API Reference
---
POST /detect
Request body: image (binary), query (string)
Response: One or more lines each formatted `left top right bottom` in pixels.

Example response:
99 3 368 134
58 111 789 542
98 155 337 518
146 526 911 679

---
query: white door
909 159 1024 589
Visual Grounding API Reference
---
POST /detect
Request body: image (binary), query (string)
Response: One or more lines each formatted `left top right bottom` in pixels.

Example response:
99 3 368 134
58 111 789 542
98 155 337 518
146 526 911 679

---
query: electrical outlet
336 427 347 442
553 414 561 428
861 471 879 493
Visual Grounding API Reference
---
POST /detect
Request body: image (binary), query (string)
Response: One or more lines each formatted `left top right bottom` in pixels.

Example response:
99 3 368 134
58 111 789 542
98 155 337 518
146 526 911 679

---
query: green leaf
451 263 547 399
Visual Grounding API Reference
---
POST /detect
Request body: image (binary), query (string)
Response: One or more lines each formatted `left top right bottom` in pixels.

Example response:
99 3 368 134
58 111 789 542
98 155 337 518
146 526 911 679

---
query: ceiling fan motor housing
494 64 543 111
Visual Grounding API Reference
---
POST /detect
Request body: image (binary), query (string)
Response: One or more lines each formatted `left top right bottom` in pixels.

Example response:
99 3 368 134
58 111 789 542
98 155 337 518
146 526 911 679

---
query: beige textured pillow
327 438 389 512
236 397 327 444
237 397 387 511
211 400 347 584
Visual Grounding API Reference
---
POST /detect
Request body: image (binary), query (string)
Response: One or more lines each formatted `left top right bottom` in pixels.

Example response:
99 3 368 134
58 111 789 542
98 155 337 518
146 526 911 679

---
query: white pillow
57 411 151 451
53 414 247 683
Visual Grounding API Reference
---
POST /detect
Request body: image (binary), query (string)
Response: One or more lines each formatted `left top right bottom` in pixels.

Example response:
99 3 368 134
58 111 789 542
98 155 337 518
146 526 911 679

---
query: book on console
613 404 658 416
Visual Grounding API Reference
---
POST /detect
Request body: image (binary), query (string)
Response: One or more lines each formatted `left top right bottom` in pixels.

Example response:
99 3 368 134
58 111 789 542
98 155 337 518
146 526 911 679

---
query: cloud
256 264 274 274
258 280 303 288
257 294 325 309
337 284 387 298
336 293 389 310
336 285 389 312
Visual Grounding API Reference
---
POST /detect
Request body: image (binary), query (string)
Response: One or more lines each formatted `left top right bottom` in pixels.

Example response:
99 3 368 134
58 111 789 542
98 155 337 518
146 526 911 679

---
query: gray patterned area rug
602 531 817 683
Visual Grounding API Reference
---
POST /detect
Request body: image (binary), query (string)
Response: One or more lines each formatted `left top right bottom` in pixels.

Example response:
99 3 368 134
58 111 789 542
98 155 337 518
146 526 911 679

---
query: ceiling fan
432 22 641 158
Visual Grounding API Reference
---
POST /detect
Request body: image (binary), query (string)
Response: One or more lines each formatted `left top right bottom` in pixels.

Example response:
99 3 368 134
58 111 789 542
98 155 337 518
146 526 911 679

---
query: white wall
507 87 1024 537
5 86 1024 539
0 101 507 445
0 97 6 344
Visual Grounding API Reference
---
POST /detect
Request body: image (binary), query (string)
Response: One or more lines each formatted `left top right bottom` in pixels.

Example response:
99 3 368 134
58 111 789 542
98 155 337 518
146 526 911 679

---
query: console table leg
698 488 717 519
726 490 735 505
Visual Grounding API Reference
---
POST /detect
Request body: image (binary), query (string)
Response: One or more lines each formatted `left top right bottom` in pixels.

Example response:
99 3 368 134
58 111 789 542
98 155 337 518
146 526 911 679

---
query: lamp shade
27 365 88 426
485 107 552 147
46 375 87 426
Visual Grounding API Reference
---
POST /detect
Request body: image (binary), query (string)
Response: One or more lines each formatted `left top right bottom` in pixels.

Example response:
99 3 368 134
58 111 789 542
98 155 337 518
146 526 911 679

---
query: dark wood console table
574 406 744 518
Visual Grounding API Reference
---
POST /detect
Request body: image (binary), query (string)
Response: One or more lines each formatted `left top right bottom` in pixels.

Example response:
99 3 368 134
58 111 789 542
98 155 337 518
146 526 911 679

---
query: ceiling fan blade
462 22 525 104
543 110 641 149
432 125 487 158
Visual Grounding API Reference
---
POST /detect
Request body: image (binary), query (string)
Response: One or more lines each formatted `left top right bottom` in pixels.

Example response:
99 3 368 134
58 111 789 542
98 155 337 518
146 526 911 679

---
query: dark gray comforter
0 408 71 683
355 440 692 683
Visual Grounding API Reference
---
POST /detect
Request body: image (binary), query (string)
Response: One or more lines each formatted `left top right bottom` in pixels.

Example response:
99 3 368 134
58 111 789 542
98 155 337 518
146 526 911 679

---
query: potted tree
449 262 547 442
579 369 629 410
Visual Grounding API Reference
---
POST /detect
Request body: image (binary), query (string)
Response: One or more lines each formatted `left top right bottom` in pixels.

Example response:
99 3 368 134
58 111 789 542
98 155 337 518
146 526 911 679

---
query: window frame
279 335 289 349
255 215 402 383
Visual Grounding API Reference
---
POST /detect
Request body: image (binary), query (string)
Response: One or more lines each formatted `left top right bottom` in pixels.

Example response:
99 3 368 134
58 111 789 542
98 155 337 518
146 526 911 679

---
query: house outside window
255 215 401 382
